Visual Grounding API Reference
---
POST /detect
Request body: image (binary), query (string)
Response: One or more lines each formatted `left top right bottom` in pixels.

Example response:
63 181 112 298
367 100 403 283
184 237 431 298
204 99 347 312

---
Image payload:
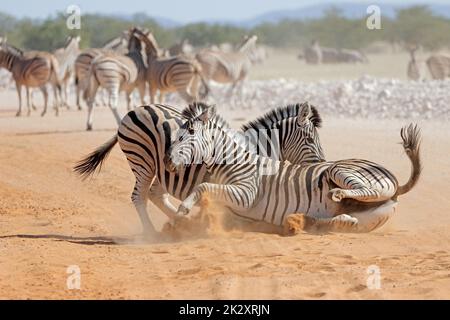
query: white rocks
164 77 450 121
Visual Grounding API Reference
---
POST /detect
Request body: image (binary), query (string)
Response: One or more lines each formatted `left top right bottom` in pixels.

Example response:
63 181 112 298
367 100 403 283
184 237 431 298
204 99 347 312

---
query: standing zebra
0 43 61 116
74 32 129 110
133 28 209 103
195 35 258 96
164 103 422 234
426 54 450 80
53 36 81 108
83 29 147 130
74 102 328 235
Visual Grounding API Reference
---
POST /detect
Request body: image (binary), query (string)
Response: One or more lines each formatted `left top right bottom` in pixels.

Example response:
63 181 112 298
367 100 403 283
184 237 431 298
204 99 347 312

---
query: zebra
0 42 61 117
168 39 194 57
164 103 422 234
426 54 450 80
132 28 209 104
53 36 81 108
83 29 147 130
74 32 130 110
195 35 258 96
73 102 328 235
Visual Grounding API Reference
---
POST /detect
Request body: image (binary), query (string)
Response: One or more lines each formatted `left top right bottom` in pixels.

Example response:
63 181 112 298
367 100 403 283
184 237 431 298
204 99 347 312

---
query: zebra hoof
86 125 93 131
177 204 190 215
15 111 21 117
330 188 346 202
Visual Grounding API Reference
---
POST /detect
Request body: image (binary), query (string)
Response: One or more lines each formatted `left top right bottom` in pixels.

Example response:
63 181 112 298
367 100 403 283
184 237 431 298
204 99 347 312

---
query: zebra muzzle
164 154 177 173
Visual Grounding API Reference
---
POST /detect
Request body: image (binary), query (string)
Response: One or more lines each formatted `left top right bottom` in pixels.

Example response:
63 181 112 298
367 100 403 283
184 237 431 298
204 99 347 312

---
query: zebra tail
395 123 422 197
73 135 118 180
83 62 99 102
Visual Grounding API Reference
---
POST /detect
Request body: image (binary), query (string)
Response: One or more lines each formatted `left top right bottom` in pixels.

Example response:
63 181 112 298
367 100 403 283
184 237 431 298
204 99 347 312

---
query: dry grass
250 50 420 81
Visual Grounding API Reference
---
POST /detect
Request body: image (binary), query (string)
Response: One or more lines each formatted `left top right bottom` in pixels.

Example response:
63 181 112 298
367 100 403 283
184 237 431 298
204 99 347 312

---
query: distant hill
231 2 450 27
88 2 450 28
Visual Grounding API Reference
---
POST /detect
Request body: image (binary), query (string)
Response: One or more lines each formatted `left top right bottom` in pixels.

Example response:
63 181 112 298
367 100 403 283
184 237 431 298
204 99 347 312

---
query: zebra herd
74 102 422 236
0 28 261 131
406 44 450 81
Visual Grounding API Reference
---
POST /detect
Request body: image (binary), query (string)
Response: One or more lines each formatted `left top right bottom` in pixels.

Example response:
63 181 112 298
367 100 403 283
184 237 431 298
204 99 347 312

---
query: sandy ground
0 85 449 300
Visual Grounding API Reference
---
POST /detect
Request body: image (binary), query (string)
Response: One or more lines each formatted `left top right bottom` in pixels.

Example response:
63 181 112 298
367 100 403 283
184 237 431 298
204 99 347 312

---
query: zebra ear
297 102 311 125
198 106 216 124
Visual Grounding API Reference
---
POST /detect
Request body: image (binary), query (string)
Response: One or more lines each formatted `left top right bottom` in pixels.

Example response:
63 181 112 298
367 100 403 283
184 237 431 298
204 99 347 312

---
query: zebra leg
40 86 49 117
15 83 22 117
85 82 98 131
30 89 37 111
131 176 158 235
52 84 60 116
176 182 256 216
137 82 146 106
126 91 132 111
149 86 157 104
75 82 82 110
347 200 397 233
26 87 31 116
148 182 177 219
285 213 358 234
329 169 395 203
108 88 122 125
330 187 383 202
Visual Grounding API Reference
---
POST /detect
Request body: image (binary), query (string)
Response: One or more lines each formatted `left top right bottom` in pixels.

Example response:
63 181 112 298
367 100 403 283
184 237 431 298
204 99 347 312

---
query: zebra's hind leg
132 176 158 236
39 86 49 117
108 89 122 125
15 83 22 117
329 187 386 203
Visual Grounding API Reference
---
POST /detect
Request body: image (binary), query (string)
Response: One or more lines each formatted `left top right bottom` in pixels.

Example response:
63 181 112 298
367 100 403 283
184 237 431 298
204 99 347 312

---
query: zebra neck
0 52 16 71
206 128 257 169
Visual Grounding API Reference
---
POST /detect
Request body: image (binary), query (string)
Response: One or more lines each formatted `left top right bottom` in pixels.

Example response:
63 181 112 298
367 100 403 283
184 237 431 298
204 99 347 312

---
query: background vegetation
1 5 449 51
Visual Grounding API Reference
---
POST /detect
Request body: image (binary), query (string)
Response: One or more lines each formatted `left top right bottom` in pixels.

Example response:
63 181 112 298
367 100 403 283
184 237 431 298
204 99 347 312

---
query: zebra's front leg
176 182 256 216
284 213 358 234
148 182 177 220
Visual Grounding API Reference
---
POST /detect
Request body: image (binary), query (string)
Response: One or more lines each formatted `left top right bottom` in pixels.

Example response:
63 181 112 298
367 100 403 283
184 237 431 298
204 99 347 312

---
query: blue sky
0 0 446 22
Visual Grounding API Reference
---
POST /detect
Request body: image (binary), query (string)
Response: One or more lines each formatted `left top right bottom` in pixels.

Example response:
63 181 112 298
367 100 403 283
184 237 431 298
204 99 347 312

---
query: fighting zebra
83 29 147 130
74 32 130 110
53 36 81 108
0 42 61 116
74 102 327 235
164 103 422 234
426 54 450 80
195 35 258 96
132 28 209 104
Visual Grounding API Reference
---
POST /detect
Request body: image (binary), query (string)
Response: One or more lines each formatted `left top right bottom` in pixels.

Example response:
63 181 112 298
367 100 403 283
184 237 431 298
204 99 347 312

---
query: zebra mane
241 103 322 132
1 43 23 56
181 102 230 129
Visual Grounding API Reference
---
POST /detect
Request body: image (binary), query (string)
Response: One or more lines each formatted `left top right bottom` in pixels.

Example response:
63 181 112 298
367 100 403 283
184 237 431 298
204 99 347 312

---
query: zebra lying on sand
165 103 421 233
74 102 327 235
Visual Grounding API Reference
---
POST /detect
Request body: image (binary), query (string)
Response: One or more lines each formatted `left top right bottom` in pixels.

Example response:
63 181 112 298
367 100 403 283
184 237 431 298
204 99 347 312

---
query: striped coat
0 43 61 116
166 104 422 234
133 28 209 103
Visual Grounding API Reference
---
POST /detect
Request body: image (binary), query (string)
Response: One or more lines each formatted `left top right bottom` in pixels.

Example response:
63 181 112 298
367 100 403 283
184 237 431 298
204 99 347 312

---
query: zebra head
282 102 326 164
165 103 218 173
